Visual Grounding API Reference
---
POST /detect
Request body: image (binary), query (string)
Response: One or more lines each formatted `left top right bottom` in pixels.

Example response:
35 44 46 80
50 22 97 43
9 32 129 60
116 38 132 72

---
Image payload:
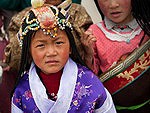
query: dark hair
94 0 104 20
131 0 150 36
11 8 87 97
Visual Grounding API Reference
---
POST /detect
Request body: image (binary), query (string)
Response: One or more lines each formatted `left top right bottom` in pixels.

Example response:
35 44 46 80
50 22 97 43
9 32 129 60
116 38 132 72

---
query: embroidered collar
104 17 139 30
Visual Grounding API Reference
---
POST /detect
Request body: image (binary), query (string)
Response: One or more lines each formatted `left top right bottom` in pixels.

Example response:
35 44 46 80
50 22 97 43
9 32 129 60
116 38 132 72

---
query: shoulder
77 64 105 92
90 21 108 39
9 7 31 30
75 64 107 109
12 72 30 109
13 72 30 96
69 3 92 20
70 3 86 13
69 3 92 27
90 21 104 30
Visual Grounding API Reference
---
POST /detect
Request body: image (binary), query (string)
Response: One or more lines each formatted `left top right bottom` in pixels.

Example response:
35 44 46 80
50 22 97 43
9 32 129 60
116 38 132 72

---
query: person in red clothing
81 0 150 113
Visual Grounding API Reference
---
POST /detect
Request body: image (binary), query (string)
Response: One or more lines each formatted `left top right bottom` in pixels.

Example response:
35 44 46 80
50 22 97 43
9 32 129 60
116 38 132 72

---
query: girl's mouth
111 12 122 17
45 60 59 65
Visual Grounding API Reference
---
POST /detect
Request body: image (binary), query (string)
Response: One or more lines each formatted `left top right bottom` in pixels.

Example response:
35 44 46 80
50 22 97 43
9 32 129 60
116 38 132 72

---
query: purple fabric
12 64 107 112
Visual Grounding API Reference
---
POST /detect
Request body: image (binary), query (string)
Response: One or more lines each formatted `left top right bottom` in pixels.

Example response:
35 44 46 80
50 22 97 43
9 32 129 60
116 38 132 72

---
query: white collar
104 17 139 30
29 58 78 113
97 22 142 42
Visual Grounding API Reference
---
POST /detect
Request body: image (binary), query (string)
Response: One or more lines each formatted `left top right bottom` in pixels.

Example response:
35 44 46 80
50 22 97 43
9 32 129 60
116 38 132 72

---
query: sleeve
11 102 24 113
69 3 93 38
11 96 24 113
87 24 101 75
4 7 31 71
11 86 24 112
68 3 93 58
94 88 116 113
92 42 101 75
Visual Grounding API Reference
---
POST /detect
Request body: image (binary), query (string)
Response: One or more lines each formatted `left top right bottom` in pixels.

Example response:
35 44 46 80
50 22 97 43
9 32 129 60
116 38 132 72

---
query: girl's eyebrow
51 36 64 41
34 40 47 43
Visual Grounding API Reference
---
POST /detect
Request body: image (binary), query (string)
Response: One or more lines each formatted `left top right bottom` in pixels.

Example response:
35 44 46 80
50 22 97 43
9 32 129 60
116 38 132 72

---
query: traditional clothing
12 59 116 113
11 1 116 112
89 17 149 74
88 17 150 112
100 40 150 112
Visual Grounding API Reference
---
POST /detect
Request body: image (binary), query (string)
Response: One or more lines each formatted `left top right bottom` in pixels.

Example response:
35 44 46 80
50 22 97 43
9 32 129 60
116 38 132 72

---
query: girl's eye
56 41 64 45
36 44 45 48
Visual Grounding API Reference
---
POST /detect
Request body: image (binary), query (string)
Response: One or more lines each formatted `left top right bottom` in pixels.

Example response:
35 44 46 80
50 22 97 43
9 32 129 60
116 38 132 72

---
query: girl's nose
46 46 57 57
109 0 119 9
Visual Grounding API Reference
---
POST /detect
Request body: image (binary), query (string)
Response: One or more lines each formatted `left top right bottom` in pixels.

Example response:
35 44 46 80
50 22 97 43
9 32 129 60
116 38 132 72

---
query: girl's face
97 0 133 24
30 29 71 74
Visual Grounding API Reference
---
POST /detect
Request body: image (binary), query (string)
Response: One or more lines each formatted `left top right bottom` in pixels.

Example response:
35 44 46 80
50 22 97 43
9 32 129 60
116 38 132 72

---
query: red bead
124 26 127 28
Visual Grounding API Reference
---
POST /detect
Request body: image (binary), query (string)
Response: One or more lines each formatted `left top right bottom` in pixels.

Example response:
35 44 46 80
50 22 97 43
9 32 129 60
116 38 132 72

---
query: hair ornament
31 0 45 8
18 0 73 46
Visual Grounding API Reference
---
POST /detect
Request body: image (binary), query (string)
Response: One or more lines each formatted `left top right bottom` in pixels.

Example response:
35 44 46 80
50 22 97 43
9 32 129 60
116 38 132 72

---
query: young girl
11 2 116 113
4 0 92 72
82 0 149 74
81 0 150 112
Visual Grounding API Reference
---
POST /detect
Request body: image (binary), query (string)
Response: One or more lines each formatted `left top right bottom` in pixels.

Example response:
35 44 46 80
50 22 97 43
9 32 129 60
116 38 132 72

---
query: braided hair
131 0 150 36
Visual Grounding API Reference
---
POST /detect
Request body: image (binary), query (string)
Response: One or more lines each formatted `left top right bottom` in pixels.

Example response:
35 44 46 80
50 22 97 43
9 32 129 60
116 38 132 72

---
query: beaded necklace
111 29 136 43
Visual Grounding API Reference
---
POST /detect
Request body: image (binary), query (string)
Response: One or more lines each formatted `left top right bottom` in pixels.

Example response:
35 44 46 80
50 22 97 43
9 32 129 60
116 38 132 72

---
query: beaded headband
18 0 72 46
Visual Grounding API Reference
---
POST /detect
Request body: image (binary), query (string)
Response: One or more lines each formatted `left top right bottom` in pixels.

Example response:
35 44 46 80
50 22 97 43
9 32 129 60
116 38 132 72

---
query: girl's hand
80 29 96 68
81 29 96 56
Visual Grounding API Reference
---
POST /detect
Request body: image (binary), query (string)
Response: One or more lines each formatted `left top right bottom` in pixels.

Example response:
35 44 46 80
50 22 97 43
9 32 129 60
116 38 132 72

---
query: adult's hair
11 8 87 97
131 0 150 36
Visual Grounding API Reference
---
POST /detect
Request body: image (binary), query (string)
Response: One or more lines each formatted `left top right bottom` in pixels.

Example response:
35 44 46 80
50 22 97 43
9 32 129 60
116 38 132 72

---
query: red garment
40 70 62 96
89 22 149 73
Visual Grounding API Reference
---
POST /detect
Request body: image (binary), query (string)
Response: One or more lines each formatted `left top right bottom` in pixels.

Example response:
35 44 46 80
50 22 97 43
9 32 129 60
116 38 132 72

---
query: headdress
18 0 72 46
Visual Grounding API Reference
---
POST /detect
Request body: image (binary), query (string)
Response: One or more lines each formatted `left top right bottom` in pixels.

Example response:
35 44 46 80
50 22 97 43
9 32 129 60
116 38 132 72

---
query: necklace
97 23 142 43
113 25 129 30
47 92 57 101
111 29 136 43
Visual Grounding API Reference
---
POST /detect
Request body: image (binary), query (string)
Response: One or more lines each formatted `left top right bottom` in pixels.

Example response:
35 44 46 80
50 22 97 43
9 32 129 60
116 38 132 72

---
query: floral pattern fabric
12 64 107 113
